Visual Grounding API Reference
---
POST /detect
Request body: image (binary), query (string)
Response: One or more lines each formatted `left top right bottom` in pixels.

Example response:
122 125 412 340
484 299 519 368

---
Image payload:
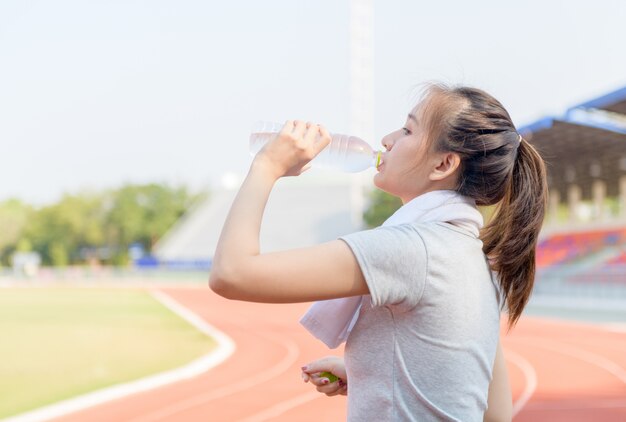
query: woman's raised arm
209 121 369 303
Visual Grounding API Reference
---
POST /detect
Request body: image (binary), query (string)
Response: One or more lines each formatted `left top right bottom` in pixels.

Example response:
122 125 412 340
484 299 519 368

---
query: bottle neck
373 151 382 169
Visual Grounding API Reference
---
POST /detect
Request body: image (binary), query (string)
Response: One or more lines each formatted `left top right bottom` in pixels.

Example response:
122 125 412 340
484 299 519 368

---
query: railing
534 264 626 301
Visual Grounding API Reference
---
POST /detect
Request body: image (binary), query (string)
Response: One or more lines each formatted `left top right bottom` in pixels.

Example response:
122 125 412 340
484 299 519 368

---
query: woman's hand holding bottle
250 121 381 173
301 356 348 396
252 120 331 180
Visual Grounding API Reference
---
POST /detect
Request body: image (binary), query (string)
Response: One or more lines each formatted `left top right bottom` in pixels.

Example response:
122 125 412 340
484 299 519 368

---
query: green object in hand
320 371 338 383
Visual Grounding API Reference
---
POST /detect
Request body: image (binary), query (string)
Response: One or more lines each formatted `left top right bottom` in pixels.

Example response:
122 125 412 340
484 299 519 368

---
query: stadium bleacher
536 228 626 268
518 84 626 294
606 251 626 266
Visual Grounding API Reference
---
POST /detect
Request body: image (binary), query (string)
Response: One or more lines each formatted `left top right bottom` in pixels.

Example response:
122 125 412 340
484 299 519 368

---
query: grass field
0 287 216 418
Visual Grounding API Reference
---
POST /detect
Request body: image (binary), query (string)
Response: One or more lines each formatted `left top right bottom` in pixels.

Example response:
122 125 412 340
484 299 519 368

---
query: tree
0 199 33 266
103 184 201 264
49 242 69 267
363 189 402 228
2 184 203 267
24 193 105 265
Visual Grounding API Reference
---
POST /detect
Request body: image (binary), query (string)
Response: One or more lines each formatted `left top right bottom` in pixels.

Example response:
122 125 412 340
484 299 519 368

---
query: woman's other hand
253 120 332 179
301 356 348 396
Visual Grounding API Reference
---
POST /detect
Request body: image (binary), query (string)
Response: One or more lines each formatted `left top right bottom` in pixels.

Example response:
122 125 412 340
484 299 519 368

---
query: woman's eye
402 127 411 135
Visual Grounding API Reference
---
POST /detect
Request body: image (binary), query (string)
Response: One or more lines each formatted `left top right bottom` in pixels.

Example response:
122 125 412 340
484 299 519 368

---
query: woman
210 83 547 421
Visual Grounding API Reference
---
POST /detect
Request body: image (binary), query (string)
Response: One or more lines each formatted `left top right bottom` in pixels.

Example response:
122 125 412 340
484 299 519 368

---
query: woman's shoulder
343 221 481 258
346 222 467 248
410 221 480 240
339 224 428 263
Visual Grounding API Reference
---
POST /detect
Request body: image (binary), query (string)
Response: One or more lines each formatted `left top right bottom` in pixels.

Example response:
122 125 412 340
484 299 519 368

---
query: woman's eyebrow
407 113 418 123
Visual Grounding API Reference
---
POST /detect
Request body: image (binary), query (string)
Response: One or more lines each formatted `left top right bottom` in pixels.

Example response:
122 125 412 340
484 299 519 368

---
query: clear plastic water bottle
249 121 382 173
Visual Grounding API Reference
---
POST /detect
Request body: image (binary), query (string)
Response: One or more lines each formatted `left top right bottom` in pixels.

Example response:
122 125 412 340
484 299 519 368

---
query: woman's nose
381 135 393 151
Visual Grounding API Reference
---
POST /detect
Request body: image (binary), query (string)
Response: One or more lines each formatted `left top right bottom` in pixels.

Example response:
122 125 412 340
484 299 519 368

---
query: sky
1 0 626 204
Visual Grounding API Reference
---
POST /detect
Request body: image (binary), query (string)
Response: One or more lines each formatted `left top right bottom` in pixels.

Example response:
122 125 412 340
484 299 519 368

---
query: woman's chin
373 173 388 191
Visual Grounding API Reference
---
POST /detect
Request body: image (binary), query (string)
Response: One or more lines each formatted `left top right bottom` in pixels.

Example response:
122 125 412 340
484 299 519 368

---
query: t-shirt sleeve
339 224 428 312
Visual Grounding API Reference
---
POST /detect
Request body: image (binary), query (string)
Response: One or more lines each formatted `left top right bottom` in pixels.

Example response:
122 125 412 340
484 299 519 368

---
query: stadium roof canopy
568 85 626 115
518 86 626 201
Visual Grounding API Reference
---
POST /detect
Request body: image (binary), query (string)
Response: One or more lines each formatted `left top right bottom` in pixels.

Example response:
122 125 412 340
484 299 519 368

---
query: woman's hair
418 83 548 327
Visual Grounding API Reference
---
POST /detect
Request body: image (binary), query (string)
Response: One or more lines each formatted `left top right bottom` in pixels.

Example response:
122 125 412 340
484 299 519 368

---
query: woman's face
373 104 435 204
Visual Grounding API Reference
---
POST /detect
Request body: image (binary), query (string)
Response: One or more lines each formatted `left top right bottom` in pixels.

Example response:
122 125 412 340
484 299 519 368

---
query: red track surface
51 287 626 422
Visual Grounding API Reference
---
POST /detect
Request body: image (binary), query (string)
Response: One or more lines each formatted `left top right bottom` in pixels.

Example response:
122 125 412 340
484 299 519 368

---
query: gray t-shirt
339 221 500 421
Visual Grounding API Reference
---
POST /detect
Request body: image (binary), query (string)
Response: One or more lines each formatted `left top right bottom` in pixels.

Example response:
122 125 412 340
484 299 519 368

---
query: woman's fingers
312 124 332 154
308 373 329 386
281 120 329 150
326 384 347 397
264 120 330 177
280 120 295 135
303 121 319 143
293 120 307 138
302 356 347 380
314 378 342 395
301 360 348 397
318 125 332 144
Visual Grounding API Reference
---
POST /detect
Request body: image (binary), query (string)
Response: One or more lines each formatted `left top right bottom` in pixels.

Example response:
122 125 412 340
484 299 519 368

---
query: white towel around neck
299 189 484 349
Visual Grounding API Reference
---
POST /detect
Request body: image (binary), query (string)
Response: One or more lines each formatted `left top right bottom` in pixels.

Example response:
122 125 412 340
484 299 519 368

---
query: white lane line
603 323 626 333
237 392 322 422
503 348 538 417
545 342 626 384
129 332 301 422
2 290 235 422
511 336 626 385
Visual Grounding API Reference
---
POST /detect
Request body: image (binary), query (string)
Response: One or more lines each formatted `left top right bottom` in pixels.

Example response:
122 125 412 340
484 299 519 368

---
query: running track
51 287 626 422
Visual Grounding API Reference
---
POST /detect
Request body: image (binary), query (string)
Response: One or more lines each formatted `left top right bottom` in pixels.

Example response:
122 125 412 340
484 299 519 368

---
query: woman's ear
429 152 461 182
